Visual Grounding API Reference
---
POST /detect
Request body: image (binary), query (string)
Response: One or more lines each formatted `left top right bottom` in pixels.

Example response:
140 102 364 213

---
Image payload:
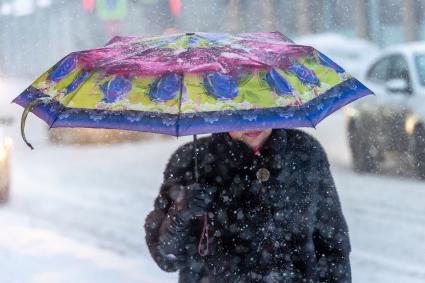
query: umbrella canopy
13 31 373 148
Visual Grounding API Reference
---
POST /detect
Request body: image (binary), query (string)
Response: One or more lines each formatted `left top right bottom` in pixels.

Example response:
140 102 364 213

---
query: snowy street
1 78 425 283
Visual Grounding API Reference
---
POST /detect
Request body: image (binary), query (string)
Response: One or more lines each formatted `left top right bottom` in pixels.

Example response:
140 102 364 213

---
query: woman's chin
243 139 261 149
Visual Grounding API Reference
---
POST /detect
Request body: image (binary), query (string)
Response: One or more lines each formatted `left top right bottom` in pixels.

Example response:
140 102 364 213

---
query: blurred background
2 0 425 76
1 1 425 283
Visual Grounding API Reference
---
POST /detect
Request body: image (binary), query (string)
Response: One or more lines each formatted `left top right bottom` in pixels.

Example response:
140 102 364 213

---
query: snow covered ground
1 78 425 283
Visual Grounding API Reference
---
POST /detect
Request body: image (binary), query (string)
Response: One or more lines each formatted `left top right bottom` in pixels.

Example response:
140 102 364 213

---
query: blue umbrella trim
13 77 373 137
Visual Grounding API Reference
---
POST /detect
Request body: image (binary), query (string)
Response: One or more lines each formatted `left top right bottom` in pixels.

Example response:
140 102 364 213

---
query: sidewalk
0 210 176 283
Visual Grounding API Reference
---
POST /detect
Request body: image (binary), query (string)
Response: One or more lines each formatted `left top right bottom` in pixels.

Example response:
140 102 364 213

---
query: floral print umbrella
13 31 373 149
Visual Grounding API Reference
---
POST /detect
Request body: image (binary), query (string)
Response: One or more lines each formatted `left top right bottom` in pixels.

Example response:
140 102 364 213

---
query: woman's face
228 129 272 149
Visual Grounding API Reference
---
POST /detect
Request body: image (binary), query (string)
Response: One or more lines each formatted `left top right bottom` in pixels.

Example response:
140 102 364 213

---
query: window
415 54 425 86
329 0 355 29
379 0 402 25
387 55 410 83
367 57 391 83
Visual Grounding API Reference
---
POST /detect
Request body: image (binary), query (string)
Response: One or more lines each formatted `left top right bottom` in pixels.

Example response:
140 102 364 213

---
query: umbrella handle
20 99 41 150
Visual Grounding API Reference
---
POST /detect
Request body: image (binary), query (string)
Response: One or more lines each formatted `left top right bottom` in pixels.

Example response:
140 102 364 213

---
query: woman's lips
244 131 262 138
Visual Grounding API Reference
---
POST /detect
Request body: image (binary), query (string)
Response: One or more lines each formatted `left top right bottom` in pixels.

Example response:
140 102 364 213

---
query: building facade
1 0 425 76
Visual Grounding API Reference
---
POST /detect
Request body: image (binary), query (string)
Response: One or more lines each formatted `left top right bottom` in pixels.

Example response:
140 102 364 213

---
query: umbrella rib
175 33 197 137
175 74 184 137
296 93 316 129
224 48 285 70
187 34 272 69
301 105 316 129
94 35 181 70
48 71 97 129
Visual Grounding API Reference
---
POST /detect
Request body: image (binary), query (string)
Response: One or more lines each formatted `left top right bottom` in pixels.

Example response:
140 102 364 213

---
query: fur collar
208 129 288 179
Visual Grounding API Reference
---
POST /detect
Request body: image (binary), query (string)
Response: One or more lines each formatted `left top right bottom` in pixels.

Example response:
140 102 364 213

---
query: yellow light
0 145 6 162
405 115 420 136
344 107 359 118
0 137 12 162
4 137 13 149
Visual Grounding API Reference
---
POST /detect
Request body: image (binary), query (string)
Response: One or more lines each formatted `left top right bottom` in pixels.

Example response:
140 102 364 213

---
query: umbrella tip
26 142 34 150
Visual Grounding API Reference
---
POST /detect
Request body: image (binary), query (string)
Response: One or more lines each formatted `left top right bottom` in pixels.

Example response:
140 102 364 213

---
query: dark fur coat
145 129 351 283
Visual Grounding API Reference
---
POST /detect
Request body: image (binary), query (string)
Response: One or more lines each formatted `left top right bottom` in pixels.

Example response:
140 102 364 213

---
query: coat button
256 168 270 182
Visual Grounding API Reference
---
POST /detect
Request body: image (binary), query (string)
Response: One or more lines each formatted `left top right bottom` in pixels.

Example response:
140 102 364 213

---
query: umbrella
13 31 372 145
12 31 373 255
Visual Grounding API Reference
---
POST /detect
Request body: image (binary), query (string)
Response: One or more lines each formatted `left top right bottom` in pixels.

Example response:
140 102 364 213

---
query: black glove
158 183 216 257
183 183 215 218
158 210 192 257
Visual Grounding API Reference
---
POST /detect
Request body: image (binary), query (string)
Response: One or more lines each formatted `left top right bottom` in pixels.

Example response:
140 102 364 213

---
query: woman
144 128 351 282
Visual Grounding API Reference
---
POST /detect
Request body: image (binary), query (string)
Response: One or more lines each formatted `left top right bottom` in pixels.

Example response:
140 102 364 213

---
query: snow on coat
144 128 351 283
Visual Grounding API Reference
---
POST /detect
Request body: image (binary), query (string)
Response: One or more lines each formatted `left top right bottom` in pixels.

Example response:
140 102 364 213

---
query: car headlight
0 145 6 162
405 115 421 136
4 137 13 148
344 107 359 118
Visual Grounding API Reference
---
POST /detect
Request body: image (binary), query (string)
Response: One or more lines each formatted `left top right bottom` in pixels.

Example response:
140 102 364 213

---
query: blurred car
48 128 170 145
0 128 12 203
295 32 379 77
345 42 425 178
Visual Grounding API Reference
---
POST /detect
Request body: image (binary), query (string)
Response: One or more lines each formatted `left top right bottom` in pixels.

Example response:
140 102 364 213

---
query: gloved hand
181 183 215 218
158 183 215 257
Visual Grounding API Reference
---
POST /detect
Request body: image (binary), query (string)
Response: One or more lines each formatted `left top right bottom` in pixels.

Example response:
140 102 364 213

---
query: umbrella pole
193 134 209 257
193 134 199 183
